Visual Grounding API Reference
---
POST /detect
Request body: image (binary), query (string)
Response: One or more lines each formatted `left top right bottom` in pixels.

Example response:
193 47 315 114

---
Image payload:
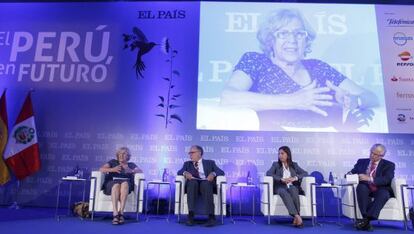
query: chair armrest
89 171 104 198
392 178 406 203
260 176 274 204
89 171 104 213
216 176 227 201
133 173 145 196
301 176 315 194
175 175 185 200
174 175 186 215
134 173 145 183
216 175 226 186
345 174 359 184
175 175 185 191
301 176 316 209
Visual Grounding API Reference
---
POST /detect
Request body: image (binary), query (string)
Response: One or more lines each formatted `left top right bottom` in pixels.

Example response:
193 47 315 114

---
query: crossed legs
277 186 303 227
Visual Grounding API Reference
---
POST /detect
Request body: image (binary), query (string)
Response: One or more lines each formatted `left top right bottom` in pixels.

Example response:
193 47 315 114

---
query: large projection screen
197 2 414 133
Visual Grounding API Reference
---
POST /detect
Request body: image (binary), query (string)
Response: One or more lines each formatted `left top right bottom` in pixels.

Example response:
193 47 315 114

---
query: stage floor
0 207 411 234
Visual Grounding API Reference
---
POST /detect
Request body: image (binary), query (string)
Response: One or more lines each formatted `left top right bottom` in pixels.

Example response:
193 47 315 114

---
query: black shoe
356 218 370 231
205 215 216 227
186 212 195 226
294 222 304 228
363 223 373 231
355 219 364 230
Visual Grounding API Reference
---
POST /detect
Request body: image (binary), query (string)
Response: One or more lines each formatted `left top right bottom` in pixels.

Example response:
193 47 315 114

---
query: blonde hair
116 147 131 161
257 9 316 58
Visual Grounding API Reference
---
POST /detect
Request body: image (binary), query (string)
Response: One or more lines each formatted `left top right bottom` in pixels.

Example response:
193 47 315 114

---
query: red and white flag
3 93 40 180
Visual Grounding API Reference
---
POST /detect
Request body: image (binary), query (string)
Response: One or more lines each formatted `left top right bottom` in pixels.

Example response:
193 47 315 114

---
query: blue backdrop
0 2 413 216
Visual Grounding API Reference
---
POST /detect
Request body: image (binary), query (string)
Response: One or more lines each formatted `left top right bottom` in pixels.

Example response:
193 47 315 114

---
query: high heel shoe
118 214 125 224
112 214 120 225
294 222 304 228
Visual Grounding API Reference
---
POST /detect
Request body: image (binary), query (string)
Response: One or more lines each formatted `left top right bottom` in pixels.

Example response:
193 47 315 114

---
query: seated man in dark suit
347 143 395 231
177 145 224 227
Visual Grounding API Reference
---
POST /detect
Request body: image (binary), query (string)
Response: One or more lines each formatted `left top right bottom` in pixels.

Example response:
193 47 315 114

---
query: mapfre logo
397 51 414 66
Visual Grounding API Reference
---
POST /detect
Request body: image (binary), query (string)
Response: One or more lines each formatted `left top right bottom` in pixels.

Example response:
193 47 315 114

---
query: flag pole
8 180 21 209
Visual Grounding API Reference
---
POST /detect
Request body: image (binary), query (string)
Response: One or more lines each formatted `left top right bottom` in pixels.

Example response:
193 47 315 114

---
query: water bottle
162 168 168 182
328 171 334 185
78 168 84 179
246 171 253 185
73 164 80 177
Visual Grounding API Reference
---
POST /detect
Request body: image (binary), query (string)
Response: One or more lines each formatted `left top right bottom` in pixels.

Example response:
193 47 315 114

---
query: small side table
145 180 173 222
55 177 87 220
401 184 414 230
229 183 258 224
311 183 342 226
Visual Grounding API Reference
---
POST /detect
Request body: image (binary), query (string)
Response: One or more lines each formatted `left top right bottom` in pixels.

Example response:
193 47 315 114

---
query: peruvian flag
3 93 40 180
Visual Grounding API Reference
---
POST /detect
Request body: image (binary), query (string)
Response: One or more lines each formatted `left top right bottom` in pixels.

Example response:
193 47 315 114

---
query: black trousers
356 183 391 220
186 179 215 215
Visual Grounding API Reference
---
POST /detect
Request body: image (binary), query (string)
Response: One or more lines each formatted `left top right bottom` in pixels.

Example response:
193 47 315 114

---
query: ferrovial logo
393 32 413 46
396 92 414 99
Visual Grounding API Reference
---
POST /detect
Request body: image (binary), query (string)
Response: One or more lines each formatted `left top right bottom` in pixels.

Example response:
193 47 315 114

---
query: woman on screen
100 147 142 225
266 146 308 228
221 8 378 131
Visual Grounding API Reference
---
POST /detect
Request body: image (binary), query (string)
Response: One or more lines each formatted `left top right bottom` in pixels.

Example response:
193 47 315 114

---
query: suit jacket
266 161 308 194
349 158 395 195
177 159 225 179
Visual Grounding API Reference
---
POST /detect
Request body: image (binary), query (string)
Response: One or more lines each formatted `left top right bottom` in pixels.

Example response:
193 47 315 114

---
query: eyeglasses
274 30 308 40
188 151 200 155
371 151 384 157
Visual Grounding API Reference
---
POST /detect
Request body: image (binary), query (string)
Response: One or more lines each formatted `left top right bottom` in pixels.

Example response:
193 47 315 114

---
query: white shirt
195 159 205 179
282 164 293 187
367 159 380 182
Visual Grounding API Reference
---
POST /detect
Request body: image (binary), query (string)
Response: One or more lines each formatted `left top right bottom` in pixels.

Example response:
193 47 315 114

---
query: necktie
193 162 200 178
368 162 377 192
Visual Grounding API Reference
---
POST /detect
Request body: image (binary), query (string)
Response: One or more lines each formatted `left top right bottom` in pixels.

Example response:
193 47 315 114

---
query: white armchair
89 171 145 220
260 176 317 224
341 174 409 228
174 175 227 223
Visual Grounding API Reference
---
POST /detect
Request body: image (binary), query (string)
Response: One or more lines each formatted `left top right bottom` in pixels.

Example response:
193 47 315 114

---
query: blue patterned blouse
234 52 346 94
233 52 348 130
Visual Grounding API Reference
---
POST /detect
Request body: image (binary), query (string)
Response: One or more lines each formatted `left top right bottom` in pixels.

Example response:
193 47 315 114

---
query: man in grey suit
177 145 225 227
266 146 308 228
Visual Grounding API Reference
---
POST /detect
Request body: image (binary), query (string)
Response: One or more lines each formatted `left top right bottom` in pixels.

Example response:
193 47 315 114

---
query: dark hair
192 145 204 156
277 146 293 167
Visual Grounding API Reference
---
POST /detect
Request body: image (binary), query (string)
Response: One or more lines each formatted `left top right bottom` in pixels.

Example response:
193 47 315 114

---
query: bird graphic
122 27 157 79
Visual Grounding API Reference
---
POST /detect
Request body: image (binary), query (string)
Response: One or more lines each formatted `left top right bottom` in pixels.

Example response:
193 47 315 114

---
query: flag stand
8 180 21 209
